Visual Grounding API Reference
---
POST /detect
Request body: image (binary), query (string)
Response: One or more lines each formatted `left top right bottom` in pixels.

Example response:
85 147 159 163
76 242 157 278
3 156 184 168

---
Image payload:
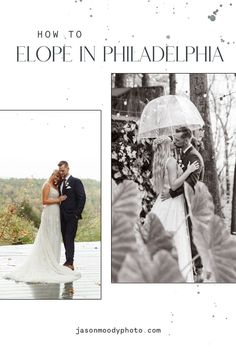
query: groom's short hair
58 160 69 168
175 126 192 139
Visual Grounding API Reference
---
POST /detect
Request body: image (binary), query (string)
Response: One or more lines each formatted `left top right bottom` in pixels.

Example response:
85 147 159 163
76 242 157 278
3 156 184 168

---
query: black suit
60 176 86 265
169 146 204 272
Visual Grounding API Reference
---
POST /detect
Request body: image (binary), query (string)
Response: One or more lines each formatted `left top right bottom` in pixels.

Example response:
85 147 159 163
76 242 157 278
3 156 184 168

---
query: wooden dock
0 241 101 300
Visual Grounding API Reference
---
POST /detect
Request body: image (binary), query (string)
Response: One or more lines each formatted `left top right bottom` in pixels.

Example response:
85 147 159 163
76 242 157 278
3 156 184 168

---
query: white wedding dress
150 158 194 282
4 186 81 283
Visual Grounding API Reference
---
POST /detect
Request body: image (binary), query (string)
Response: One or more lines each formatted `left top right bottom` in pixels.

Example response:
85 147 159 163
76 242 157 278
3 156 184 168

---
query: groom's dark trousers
60 176 86 265
169 146 204 273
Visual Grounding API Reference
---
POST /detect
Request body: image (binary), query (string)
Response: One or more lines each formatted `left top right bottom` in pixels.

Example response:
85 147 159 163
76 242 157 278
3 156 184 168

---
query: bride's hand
59 195 67 202
187 161 199 173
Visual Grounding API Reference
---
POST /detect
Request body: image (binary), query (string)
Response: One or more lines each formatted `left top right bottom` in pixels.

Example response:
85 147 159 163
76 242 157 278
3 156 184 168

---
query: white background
1 0 236 353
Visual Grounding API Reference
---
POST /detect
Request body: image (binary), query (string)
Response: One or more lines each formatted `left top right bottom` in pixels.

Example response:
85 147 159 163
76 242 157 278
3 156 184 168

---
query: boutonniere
65 181 72 189
177 159 185 169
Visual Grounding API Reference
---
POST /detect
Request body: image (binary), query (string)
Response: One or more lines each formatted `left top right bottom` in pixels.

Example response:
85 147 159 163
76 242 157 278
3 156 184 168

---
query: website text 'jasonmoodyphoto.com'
75 327 162 335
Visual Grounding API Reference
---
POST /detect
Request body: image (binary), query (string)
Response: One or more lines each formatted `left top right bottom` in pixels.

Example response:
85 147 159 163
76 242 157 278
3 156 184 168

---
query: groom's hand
161 191 171 201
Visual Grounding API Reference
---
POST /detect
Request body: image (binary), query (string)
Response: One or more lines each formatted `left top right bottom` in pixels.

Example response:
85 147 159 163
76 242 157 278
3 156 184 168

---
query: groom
162 126 205 280
58 160 86 270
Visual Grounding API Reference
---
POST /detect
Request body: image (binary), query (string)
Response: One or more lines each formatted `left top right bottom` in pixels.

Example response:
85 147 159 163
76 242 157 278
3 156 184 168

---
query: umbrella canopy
137 95 204 139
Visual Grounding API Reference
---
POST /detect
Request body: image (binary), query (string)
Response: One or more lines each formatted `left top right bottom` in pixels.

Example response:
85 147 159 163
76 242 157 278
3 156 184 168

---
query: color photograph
0 110 101 299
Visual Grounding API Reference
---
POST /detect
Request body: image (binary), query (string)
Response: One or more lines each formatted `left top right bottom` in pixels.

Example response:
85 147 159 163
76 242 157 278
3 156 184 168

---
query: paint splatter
208 7 219 21
208 14 216 21
220 35 235 45
208 3 233 21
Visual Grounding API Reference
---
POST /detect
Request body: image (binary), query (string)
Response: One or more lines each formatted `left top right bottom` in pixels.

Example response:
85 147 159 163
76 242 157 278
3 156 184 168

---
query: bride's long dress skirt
151 193 194 282
4 187 81 283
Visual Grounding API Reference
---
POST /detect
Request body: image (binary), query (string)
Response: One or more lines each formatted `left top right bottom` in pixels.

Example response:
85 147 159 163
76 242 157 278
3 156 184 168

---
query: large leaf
112 179 141 220
184 181 215 225
191 215 236 282
136 213 174 258
118 250 184 283
112 179 141 282
112 214 137 282
184 181 236 282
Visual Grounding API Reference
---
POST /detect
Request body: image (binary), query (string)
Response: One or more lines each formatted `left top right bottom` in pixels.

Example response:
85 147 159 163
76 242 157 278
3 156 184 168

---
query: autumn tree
16 199 40 228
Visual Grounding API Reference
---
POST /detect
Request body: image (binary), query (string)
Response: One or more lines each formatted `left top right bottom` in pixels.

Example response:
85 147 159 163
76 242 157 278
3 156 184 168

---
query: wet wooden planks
0 242 101 300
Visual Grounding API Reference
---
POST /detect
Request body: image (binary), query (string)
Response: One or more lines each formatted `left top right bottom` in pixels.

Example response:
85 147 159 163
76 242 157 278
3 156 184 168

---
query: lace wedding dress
151 158 194 282
4 186 81 283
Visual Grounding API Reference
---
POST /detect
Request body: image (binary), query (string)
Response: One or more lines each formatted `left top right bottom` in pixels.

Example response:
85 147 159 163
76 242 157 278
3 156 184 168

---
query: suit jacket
60 176 86 219
169 146 204 198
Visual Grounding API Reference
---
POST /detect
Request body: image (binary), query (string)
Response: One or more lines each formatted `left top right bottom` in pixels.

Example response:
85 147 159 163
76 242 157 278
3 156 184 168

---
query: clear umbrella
137 95 204 140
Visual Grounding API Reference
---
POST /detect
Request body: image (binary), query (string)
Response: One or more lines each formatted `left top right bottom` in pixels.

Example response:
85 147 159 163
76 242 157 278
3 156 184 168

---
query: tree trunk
231 159 236 234
189 74 223 216
169 74 176 95
224 130 231 203
142 74 150 87
115 74 127 88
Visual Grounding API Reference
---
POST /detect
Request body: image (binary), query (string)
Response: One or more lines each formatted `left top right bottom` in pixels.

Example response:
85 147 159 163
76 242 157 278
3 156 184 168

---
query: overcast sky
0 110 101 180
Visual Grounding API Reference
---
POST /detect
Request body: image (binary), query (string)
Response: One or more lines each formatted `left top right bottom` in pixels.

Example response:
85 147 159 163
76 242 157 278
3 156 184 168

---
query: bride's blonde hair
152 136 172 195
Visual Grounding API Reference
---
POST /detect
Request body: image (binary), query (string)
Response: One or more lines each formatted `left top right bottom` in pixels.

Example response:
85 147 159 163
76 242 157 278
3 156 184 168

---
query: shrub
112 120 157 220
0 206 37 245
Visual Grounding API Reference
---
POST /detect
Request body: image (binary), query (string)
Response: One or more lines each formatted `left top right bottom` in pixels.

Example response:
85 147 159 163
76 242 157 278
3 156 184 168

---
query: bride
150 136 199 282
4 170 81 283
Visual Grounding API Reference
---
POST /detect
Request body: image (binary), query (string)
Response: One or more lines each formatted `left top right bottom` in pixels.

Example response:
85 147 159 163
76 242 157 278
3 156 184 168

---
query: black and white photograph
112 73 236 283
0 110 101 299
